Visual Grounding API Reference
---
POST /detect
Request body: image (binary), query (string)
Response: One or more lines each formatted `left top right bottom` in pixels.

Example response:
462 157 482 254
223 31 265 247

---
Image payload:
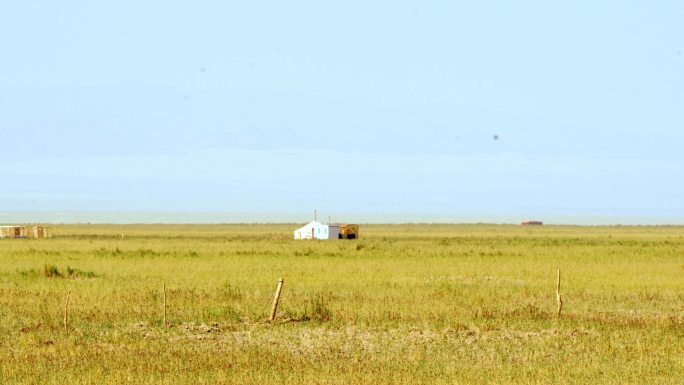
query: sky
1 1 683 223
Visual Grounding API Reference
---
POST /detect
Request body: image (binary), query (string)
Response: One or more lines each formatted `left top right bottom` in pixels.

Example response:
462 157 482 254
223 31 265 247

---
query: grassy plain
0 224 682 384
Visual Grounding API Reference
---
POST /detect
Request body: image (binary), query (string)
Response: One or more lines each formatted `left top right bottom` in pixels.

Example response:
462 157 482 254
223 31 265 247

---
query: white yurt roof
294 221 326 232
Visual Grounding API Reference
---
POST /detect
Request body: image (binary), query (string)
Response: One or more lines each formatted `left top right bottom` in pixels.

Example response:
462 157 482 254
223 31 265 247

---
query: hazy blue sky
1 1 683 223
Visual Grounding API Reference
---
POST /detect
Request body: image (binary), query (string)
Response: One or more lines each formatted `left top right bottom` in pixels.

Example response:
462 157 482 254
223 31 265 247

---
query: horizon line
3 210 684 226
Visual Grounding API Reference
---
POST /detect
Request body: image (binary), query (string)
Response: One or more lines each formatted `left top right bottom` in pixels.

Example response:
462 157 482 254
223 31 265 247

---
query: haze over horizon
2 1 683 222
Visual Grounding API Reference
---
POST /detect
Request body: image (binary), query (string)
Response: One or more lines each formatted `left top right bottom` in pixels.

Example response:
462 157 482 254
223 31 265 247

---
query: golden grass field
0 224 682 384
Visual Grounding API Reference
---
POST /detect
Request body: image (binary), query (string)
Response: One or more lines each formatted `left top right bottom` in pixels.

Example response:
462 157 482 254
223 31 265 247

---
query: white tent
293 221 330 240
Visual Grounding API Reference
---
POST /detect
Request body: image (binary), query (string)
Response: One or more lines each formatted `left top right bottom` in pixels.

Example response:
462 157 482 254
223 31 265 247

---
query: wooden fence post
64 291 71 331
269 278 285 321
556 269 563 318
162 283 168 328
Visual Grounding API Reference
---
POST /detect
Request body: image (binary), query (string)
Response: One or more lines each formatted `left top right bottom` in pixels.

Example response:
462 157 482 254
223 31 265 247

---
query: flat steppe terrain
1 224 682 384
